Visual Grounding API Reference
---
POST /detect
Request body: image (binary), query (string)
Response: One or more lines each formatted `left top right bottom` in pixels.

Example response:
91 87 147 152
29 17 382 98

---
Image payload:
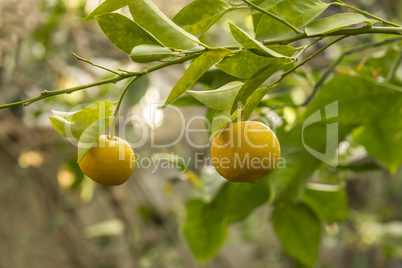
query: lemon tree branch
0 24 401 111
0 53 202 110
270 36 402 109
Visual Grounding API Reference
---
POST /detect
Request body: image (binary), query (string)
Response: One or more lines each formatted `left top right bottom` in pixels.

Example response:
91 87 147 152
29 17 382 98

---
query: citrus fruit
211 121 280 183
79 135 135 186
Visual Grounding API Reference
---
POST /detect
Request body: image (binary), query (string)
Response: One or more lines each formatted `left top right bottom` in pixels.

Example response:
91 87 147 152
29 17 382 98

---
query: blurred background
0 0 402 267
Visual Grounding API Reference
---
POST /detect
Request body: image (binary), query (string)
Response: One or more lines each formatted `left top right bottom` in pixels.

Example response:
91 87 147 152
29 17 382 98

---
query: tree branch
262 26 402 45
270 36 402 109
1 24 401 111
0 53 202 110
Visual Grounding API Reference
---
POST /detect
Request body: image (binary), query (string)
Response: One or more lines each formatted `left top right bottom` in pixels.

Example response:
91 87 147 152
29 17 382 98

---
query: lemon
79 135 135 186
211 121 280 183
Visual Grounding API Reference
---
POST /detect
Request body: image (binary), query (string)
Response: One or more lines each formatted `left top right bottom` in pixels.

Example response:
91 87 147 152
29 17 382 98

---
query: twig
386 49 402 81
273 36 348 86
241 36 347 119
0 76 124 110
262 26 402 45
242 0 302 34
0 53 202 110
332 0 401 27
114 76 142 117
72 52 120 75
270 36 402 108
294 36 325 59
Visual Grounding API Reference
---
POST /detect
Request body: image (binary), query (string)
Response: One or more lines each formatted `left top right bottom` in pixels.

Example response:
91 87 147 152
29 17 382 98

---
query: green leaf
210 109 232 139
210 109 241 140
182 177 270 261
96 13 162 54
352 114 402 174
251 0 283 30
229 23 288 58
243 86 267 119
306 13 377 36
183 199 228 261
49 116 88 140
364 47 402 85
128 0 200 49
216 45 296 79
77 118 113 163
270 73 402 203
304 74 402 125
258 92 294 107
302 184 348 223
272 203 321 266
255 0 329 39
187 81 244 110
216 176 270 222
125 76 150 106
231 62 287 113
170 94 204 107
164 48 232 106
130 44 174 63
84 0 127 21
66 101 115 125
49 101 115 140
173 0 231 37
268 120 353 204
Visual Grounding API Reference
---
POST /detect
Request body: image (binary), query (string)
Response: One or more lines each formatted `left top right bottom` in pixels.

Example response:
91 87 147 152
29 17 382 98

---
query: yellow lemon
79 135 135 186
211 121 280 183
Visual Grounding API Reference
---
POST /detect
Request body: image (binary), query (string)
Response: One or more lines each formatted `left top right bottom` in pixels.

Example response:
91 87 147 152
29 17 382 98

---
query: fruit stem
110 76 142 139
114 76 141 117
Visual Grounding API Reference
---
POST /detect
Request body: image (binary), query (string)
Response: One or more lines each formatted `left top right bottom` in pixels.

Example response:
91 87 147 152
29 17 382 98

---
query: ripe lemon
79 135 135 186
211 121 280 183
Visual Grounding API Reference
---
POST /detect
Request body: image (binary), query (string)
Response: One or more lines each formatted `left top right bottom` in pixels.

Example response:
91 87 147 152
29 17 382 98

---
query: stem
332 1 401 27
262 26 402 45
294 36 325 59
242 0 301 34
114 76 141 117
272 36 347 86
109 76 141 139
258 36 347 102
387 49 402 81
72 53 120 75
